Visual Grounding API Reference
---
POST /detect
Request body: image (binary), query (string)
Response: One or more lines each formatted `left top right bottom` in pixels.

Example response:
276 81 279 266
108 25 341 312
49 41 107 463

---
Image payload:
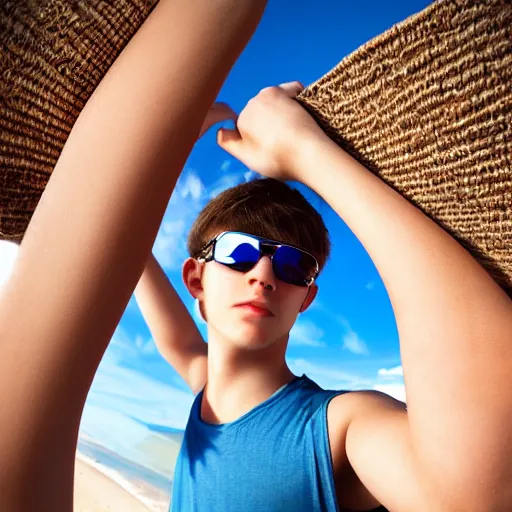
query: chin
227 324 279 350
210 310 287 350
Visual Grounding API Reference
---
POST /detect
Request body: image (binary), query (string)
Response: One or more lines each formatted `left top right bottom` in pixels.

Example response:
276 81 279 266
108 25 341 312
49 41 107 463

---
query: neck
202 329 296 424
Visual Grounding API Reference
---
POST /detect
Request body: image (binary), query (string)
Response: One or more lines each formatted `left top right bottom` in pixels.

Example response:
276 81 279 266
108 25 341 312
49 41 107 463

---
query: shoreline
75 449 170 512
74 456 152 511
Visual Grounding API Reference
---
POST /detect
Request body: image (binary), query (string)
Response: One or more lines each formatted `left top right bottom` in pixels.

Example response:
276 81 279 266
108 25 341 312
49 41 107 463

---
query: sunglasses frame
195 231 320 287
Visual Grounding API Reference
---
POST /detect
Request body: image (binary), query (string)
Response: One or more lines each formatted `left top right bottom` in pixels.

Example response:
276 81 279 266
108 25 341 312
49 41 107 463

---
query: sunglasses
195 231 319 287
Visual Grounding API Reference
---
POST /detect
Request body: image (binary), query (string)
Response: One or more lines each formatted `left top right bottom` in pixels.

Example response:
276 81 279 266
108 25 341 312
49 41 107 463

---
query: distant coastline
76 431 183 511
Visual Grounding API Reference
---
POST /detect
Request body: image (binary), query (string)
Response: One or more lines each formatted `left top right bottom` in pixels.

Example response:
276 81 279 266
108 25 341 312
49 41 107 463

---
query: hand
216 81 327 181
199 102 237 139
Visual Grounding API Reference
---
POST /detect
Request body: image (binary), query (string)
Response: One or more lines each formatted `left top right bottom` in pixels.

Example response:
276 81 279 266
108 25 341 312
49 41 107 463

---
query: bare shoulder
329 389 406 422
326 389 406 464
326 391 408 511
327 390 407 449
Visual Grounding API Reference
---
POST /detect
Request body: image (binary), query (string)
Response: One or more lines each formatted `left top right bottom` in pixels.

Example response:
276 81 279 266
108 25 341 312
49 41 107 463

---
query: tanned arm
134 252 207 394
218 83 512 511
296 118 512 511
0 1 266 510
133 103 237 395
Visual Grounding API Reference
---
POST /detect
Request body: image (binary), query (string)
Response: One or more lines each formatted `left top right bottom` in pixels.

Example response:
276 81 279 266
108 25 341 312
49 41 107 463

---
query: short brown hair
187 178 331 272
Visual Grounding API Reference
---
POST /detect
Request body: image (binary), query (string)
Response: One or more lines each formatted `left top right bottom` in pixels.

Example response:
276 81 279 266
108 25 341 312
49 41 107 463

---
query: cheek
201 264 237 315
201 264 307 328
205 262 239 292
279 285 308 311
274 287 308 326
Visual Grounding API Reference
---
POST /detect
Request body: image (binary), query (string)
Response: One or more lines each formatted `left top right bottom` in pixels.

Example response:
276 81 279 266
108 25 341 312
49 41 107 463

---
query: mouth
235 302 274 317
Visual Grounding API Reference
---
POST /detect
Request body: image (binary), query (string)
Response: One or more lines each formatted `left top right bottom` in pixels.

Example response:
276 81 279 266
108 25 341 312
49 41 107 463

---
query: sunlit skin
0 1 268 510
140 80 512 510
180 250 318 425
185 255 317 350
0 0 510 506
209 81 512 510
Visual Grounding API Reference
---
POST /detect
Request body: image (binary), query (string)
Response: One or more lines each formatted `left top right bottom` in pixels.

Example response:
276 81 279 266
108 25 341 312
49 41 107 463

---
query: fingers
208 102 238 125
217 127 244 158
278 81 305 97
199 103 237 138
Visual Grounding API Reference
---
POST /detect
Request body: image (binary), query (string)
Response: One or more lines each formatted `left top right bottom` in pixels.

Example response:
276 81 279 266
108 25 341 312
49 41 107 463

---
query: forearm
297 135 512 500
134 253 204 360
0 0 265 508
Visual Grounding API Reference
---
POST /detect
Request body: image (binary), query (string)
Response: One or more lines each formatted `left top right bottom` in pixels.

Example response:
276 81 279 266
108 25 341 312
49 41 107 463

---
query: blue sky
0 0 431 463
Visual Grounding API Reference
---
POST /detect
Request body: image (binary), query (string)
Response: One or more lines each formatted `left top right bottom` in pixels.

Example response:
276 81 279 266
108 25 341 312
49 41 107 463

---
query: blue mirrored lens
273 246 317 286
214 233 260 271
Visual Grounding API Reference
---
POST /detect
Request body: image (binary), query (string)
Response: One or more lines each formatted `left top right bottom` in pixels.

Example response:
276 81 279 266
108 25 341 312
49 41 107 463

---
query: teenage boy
134 80 512 511
1 1 512 512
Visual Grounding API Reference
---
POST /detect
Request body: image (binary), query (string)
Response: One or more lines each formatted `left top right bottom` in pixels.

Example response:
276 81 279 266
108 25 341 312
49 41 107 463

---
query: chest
172 412 340 512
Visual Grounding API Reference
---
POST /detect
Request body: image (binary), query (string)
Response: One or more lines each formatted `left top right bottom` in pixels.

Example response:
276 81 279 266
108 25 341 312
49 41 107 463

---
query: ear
299 283 318 313
182 257 205 301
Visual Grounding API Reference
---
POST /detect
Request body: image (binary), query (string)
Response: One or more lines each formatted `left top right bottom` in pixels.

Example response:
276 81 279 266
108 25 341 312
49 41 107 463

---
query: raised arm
135 253 207 394
293 103 512 512
134 102 236 395
0 1 266 510
217 83 512 510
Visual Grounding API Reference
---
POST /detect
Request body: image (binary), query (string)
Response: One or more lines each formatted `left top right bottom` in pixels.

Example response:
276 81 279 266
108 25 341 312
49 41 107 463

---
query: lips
235 300 274 317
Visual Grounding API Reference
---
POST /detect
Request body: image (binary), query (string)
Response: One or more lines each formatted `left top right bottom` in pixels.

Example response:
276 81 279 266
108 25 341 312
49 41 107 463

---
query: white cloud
289 319 326 347
373 384 406 403
135 334 158 356
152 219 188 270
288 357 406 402
244 170 255 182
322 315 370 356
178 171 204 201
162 220 186 237
208 173 243 199
378 365 403 377
135 335 145 350
150 171 207 270
374 365 405 402
155 168 250 271
342 330 369 355
220 159 232 172
287 357 372 391
81 325 194 455
0 240 20 290
84 357 192 430
365 281 376 290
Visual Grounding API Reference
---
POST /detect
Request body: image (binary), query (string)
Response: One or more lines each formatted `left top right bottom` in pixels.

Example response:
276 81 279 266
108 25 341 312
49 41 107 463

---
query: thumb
278 81 305 97
217 127 244 157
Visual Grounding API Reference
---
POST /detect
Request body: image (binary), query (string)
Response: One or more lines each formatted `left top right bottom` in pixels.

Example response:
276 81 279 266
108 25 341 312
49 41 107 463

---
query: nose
246 255 276 291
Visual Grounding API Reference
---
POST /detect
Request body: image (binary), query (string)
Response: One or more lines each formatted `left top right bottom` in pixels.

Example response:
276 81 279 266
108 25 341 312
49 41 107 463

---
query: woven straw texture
0 0 157 242
297 0 511 296
1 0 511 295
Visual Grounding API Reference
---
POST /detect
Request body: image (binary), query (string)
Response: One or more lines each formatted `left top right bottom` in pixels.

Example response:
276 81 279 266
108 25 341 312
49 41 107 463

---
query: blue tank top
170 374 347 512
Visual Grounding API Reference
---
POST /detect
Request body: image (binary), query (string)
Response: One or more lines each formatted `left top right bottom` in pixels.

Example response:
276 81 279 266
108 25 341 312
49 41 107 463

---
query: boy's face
183 232 318 350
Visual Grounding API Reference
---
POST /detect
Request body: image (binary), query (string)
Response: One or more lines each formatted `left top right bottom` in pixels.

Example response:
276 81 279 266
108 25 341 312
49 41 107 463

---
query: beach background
74 430 183 511
0 1 433 510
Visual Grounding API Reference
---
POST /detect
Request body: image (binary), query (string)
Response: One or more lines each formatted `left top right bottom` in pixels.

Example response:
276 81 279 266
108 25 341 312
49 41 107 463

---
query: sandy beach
74 458 153 512
74 431 178 512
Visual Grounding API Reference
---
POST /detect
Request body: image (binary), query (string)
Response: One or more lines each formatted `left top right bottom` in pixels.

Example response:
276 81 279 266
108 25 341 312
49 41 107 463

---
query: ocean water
77 430 184 511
